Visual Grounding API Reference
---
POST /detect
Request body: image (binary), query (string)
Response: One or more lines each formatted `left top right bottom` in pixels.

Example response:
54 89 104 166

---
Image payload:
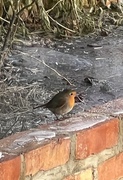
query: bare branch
0 0 36 69
17 50 74 86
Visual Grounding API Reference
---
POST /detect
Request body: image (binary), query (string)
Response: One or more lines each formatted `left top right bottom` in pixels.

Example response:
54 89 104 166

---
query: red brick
76 119 119 159
98 152 123 180
25 138 70 176
64 168 93 180
0 156 21 180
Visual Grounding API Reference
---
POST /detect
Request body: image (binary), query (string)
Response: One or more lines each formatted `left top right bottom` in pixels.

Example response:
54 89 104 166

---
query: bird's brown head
62 89 76 98
61 89 76 109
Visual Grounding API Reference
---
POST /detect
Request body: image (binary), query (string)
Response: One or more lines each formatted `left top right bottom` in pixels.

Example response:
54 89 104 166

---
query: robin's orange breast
68 92 76 108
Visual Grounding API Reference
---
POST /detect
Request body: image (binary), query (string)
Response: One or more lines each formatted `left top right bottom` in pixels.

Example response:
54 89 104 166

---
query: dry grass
0 0 122 40
0 79 51 139
0 0 96 37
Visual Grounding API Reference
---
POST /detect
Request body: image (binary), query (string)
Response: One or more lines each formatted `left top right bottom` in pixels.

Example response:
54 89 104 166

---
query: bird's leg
58 115 66 121
54 114 59 121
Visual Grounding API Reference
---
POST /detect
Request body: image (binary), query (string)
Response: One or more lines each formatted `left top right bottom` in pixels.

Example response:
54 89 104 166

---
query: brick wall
0 98 123 180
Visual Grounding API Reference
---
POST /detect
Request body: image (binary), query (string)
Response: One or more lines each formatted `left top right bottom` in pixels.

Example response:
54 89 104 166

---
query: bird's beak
75 94 85 103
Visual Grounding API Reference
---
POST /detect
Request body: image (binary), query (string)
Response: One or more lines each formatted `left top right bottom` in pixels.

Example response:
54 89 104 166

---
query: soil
0 26 123 139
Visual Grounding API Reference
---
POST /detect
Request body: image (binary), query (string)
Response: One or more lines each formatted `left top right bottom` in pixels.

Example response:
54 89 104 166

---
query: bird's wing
46 97 67 109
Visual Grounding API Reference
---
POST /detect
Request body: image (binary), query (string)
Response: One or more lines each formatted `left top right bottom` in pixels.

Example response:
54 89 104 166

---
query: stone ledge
87 97 123 116
0 112 109 156
0 98 123 180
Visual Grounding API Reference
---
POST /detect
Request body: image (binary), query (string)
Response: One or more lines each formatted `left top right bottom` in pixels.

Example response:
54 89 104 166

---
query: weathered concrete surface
1 26 123 137
11 26 123 109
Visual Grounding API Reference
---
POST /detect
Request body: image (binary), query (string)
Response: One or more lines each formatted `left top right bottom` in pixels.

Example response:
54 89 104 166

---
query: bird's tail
33 103 46 109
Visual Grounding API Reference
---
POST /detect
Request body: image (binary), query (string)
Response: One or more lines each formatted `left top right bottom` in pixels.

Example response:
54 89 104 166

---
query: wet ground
0 26 123 138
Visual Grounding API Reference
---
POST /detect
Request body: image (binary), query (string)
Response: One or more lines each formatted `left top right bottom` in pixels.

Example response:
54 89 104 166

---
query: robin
33 89 76 118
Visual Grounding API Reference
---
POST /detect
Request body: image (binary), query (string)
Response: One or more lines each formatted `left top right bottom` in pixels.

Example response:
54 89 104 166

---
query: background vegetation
0 0 123 50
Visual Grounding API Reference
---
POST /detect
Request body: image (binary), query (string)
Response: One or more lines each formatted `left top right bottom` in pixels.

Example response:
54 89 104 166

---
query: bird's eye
70 92 73 95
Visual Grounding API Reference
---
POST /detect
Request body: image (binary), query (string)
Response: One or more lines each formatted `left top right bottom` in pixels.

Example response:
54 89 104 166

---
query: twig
46 0 76 33
17 50 74 86
47 14 75 33
1 6 16 52
42 59 74 85
46 0 63 13
0 17 14 24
